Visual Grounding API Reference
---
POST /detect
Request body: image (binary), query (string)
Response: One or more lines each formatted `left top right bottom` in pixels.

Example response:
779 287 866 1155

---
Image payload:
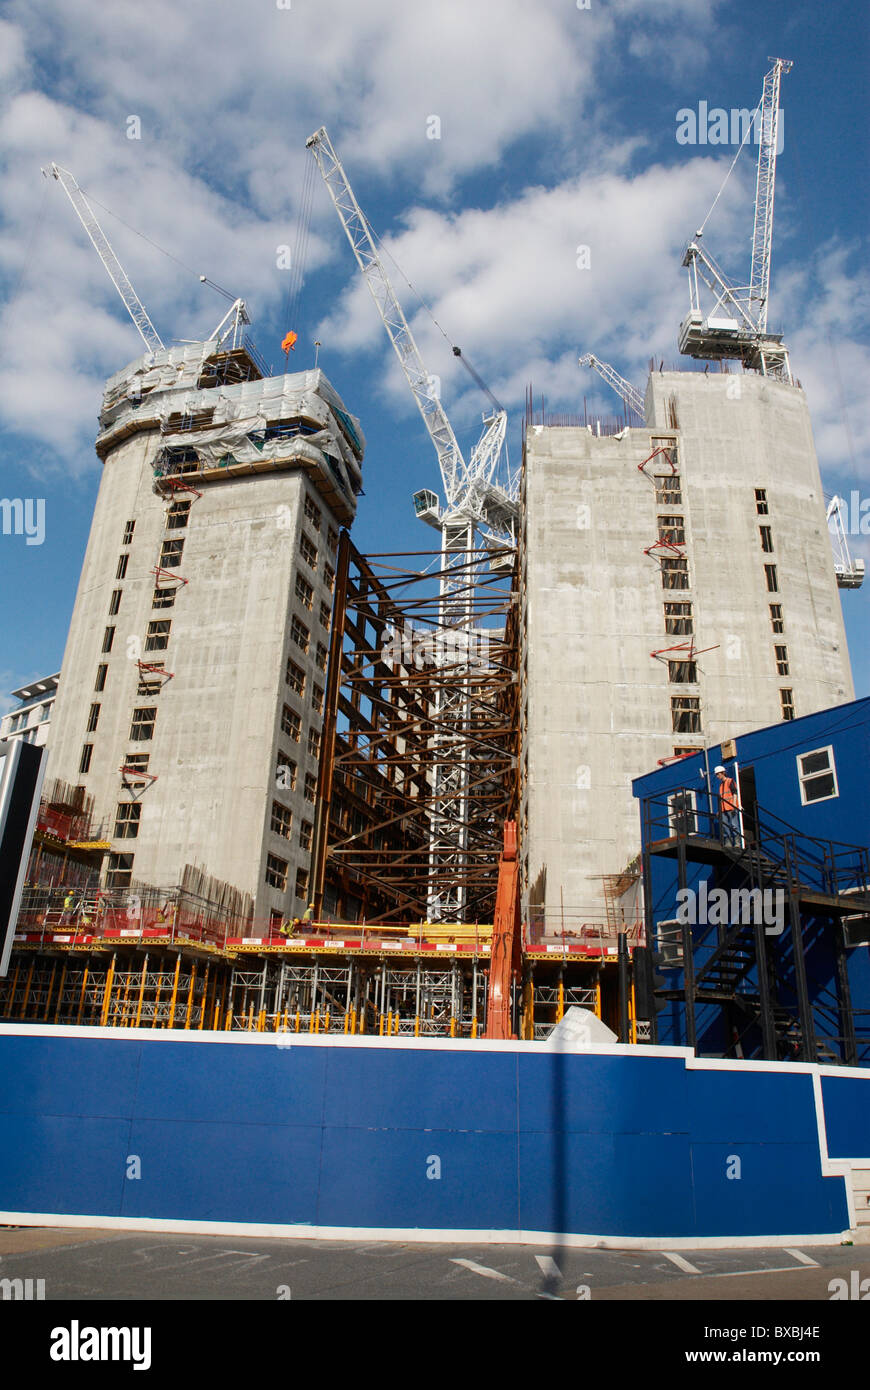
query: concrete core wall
520 370 853 929
46 352 359 921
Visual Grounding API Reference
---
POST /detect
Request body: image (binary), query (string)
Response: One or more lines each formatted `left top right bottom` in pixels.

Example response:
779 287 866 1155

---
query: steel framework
311 535 519 925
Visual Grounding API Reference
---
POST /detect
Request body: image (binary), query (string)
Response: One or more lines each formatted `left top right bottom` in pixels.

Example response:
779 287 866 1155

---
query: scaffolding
311 535 519 925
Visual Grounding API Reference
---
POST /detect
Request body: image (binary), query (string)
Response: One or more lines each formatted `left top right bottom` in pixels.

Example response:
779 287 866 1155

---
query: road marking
535 1255 562 1280
536 1291 563 1300
713 1266 814 1278
785 1248 819 1267
451 1258 515 1283
663 1252 702 1274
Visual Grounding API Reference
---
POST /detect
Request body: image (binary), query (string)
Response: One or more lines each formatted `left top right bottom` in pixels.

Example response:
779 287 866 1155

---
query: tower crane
45 162 251 356
678 58 793 382
44 163 165 355
305 127 515 542
306 126 517 920
579 353 645 420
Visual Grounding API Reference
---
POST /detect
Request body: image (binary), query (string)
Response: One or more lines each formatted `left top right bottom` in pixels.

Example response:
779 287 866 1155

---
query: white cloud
315 155 750 427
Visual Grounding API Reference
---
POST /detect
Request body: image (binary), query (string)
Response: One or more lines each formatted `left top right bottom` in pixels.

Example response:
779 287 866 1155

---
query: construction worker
302 902 315 924
61 889 75 924
279 915 303 939
714 764 741 846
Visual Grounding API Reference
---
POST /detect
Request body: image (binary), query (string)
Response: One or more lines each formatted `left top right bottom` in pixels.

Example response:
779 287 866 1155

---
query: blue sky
0 0 867 708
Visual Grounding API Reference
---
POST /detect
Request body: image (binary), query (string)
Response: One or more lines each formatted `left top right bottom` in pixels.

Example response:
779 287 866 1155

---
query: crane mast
750 57 791 332
307 126 515 921
44 163 164 355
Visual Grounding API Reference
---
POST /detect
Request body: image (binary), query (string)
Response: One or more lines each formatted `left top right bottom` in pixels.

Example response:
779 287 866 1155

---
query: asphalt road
1 1226 867 1301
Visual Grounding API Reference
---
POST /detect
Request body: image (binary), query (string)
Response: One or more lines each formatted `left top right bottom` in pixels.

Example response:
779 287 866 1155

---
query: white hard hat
713 764 726 774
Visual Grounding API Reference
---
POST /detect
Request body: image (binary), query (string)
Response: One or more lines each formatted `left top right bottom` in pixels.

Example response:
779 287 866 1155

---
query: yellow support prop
184 961 197 1030
42 961 58 1021
76 966 89 1026
135 955 148 1030
53 963 68 1025
99 956 116 1028
19 960 35 1019
167 955 181 1030
199 964 211 1030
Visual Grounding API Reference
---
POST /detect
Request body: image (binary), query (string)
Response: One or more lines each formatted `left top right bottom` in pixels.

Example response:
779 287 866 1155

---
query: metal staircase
640 791 870 1063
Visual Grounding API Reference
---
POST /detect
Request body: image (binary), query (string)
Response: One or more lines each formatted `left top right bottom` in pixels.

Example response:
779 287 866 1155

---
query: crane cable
283 153 317 348
695 92 763 237
74 186 205 282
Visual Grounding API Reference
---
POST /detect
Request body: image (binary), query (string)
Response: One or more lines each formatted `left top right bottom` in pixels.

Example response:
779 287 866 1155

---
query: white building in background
0 673 60 747
44 337 364 923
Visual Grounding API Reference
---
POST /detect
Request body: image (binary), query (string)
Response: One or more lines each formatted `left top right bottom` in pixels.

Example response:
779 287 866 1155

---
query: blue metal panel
0 1030 867 1240
821 1074 870 1157
121 1119 323 1225
686 1068 818 1144
518 1130 694 1237
317 1127 519 1230
0 1035 141 1118
132 1038 328 1127
517 1052 688 1134
689 1141 849 1236
0 1114 131 1215
322 1045 518 1132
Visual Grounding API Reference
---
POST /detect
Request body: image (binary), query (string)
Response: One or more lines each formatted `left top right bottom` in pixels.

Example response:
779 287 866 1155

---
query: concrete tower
45 339 364 923
519 369 854 931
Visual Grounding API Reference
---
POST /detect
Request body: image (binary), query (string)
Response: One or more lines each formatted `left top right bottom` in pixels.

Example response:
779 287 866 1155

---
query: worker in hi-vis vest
714 764 741 846
279 905 314 939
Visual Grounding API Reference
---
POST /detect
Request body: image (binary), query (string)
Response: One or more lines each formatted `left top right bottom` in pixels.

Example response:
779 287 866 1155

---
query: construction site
2 60 868 1066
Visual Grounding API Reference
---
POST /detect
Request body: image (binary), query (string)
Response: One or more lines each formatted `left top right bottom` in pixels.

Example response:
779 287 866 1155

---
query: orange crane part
484 820 522 1039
